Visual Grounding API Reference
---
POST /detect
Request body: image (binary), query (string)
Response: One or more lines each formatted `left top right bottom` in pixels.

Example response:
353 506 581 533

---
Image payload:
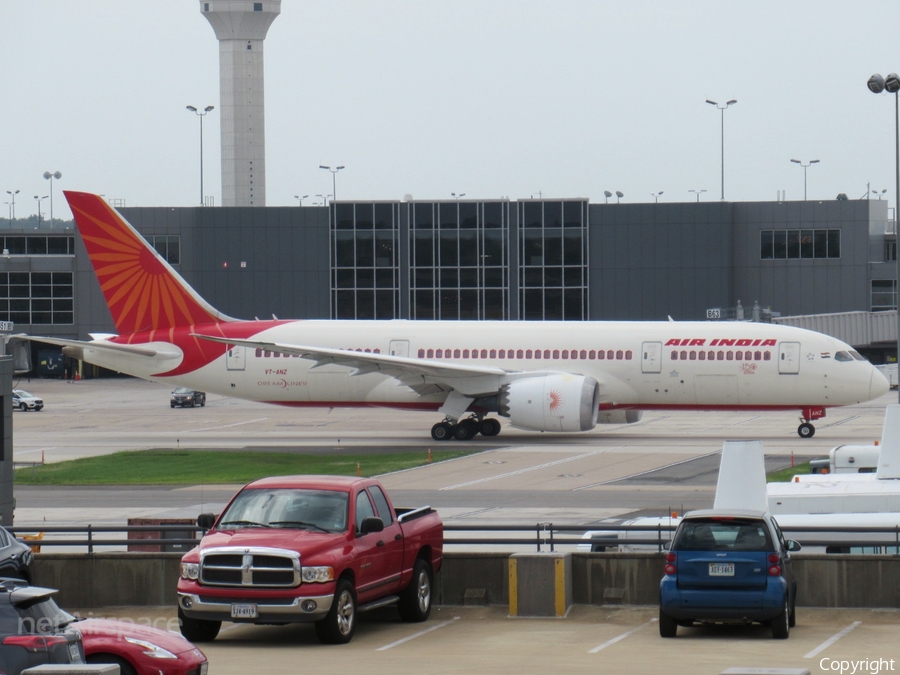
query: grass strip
766 461 813 483
14 449 478 485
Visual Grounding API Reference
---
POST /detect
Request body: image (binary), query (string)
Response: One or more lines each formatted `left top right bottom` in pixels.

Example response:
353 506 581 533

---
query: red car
77 618 208 675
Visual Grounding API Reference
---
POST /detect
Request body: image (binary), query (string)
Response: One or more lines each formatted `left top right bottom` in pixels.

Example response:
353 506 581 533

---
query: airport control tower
199 1 281 206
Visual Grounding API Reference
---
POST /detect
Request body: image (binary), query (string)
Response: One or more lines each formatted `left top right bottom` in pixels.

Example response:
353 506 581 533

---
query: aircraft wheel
479 418 501 437
453 419 477 441
798 422 815 439
431 422 454 441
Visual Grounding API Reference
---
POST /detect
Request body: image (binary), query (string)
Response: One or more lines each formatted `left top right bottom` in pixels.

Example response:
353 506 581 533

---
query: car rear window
673 518 773 552
0 596 74 634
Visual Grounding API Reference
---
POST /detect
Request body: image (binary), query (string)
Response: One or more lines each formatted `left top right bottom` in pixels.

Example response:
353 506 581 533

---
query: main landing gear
797 407 825 439
431 415 501 441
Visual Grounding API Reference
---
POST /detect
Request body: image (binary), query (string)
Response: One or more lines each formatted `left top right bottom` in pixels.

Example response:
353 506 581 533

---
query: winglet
64 191 233 334
713 440 768 511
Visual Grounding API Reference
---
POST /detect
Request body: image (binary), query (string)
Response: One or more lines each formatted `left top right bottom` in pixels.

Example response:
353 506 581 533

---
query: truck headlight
181 562 200 580
301 566 334 583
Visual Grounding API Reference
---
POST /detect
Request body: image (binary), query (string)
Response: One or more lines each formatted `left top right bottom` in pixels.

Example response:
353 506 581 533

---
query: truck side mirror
359 517 384 535
197 513 217 530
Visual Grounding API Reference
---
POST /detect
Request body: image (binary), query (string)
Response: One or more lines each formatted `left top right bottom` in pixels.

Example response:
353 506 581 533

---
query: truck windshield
219 488 349 533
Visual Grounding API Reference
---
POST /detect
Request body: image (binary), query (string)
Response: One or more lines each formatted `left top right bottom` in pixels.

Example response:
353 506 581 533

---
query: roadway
10 378 894 529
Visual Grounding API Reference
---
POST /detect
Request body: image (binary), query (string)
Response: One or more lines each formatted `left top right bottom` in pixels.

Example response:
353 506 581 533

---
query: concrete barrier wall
31 552 900 609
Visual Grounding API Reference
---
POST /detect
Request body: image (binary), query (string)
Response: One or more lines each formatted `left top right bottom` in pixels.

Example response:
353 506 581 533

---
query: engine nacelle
597 409 643 425
498 375 599 432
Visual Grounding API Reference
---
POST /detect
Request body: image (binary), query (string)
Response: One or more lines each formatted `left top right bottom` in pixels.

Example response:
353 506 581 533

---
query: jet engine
498 375 600 432
597 409 643 425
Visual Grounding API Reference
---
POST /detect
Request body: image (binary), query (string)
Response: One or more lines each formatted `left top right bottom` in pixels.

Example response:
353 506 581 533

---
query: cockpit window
850 350 868 361
834 351 853 362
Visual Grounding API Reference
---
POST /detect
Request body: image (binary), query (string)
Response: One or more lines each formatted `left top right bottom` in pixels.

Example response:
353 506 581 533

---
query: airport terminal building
3 196 897 371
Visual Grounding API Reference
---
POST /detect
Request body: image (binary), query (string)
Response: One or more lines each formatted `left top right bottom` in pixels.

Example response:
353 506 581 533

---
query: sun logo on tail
65 191 223 335
548 390 562 412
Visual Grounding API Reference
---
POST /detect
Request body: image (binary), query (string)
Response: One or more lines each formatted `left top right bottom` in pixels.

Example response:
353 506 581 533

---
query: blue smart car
659 509 800 639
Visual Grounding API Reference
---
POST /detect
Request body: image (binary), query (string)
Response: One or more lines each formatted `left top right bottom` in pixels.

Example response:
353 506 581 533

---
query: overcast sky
3 1 900 220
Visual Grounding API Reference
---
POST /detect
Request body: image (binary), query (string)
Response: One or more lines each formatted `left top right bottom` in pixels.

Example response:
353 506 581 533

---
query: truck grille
200 547 301 588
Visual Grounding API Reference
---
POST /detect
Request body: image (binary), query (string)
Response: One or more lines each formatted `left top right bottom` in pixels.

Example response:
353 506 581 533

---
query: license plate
68 642 81 662
709 562 735 576
231 603 258 619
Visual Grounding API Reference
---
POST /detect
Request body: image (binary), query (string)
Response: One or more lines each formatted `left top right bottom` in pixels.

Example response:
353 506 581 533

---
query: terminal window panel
409 201 508 320
0 272 73 325
760 229 840 259
331 203 400 319
146 235 180 265
871 279 897 311
518 200 588 320
0 236 75 256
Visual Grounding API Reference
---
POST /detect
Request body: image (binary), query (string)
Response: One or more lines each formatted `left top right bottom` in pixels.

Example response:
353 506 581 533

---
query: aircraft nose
871 367 891 399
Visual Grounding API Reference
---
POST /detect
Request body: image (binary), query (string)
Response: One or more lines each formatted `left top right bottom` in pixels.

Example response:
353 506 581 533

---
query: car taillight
2 635 69 652
767 552 782 576
664 552 676 575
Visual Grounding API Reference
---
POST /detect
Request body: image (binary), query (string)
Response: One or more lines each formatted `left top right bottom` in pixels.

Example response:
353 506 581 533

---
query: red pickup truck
176 475 443 644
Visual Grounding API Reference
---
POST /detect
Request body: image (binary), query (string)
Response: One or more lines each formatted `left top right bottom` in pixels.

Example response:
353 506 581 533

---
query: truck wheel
315 579 356 644
178 607 220 642
398 559 432 622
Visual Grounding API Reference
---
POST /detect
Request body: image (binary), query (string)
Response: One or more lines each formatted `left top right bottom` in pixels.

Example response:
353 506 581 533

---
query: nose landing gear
797 407 825 438
430 415 502 441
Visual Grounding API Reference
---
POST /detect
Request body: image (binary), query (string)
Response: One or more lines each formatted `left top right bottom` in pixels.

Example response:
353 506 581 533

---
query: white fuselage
81 319 886 413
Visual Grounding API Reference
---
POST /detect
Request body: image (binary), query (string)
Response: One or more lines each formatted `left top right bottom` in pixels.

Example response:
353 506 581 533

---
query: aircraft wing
192 333 524 397
27 335 182 360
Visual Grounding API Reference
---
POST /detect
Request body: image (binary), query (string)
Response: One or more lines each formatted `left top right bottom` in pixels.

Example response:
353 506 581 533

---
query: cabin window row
255 348 383 357
417 348 633 361
670 349 772 361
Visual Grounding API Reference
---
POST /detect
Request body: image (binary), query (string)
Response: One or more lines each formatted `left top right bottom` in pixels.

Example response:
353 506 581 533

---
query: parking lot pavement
75 605 900 675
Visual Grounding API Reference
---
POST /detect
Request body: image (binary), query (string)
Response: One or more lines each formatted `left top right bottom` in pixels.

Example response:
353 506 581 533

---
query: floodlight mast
868 72 900 402
706 99 737 200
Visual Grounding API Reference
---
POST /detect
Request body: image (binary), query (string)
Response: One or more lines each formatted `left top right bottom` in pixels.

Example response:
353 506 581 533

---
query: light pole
789 159 819 200
34 195 48 225
868 72 900 400
316 194 332 206
615 191 624 204
689 189 707 202
186 105 215 206
319 165 345 201
294 194 309 206
5 190 19 220
706 98 737 200
43 171 62 226
451 192 466 200
651 191 664 203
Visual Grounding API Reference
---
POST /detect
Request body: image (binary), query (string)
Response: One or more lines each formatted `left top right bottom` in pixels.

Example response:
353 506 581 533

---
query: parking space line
804 621 862 659
588 619 656 653
440 450 612 490
375 616 461 651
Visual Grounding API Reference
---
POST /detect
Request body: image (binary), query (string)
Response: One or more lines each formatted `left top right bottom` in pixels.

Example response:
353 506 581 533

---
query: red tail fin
65 191 229 334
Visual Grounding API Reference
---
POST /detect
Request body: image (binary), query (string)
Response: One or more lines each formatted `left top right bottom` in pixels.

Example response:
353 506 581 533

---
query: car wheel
315 579 356 644
398 559 432 622
178 607 221 642
658 608 677 638
87 655 137 675
788 594 797 628
771 596 790 639
19 403 27 412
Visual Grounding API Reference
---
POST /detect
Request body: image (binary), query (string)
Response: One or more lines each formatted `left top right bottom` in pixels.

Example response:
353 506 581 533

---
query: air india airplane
32 192 890 441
